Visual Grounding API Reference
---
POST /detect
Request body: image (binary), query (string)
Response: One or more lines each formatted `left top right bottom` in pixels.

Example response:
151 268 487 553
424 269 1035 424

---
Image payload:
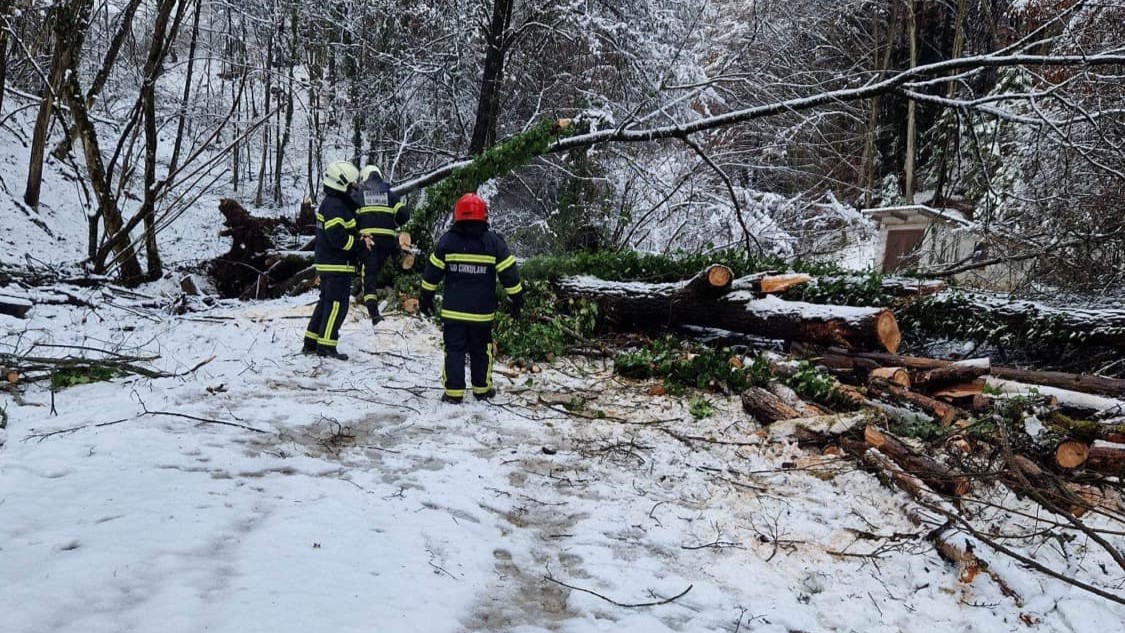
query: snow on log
556 269 901 352
926 291 1125 348
0 295 34 319
984 377 1125 415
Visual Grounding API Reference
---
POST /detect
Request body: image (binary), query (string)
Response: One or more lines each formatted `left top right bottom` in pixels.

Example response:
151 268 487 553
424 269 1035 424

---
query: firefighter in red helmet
419 193 523 403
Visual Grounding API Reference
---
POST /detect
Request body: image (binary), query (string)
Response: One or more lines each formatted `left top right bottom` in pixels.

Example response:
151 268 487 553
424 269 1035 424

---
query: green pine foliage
407 120 576 251
614 336 771 394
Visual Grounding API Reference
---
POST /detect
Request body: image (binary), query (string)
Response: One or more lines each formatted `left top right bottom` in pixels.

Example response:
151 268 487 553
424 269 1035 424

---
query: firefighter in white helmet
303 160 361 360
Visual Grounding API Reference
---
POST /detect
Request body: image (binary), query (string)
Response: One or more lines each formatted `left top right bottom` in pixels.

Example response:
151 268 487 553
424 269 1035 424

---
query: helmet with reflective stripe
359 165 382 182
453 193 488 222
323 161 359 192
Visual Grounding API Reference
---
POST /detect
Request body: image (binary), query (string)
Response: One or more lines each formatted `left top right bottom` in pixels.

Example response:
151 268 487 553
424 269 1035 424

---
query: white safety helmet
323 160 359 192
359 165 382 181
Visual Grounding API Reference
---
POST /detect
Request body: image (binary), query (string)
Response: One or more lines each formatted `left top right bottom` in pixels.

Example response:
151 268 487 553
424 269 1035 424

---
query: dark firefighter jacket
421 222 523 324
354 176 409 250
314 186 359 274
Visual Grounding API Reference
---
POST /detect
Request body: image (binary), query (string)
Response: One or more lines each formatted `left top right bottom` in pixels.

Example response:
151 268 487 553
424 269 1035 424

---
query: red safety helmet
453 193 488 222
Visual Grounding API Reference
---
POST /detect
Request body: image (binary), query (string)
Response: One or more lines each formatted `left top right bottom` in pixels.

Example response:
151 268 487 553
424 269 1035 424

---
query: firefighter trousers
359 247 393 318
305 273 352 348
442 322 493 399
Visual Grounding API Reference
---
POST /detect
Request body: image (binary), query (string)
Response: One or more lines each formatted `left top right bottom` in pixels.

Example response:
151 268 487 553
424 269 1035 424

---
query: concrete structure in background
863 204 1031 291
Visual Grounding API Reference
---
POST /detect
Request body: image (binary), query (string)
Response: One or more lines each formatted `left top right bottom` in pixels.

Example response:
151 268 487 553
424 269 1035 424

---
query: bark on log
1047 412 1125 444
734 272 811 294
0 296 33 319
864 425 971 496
557 270 901 352
1004 454 1096 518
741 386 802 424
915 359 990 392
1086 443 1125 477
801 346 1125 398
868 378 966 426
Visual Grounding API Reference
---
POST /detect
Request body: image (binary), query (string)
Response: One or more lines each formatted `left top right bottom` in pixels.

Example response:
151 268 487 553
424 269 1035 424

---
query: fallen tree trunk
798 346 1125 398
1003 454 1096 518
922 291 1125 349
557 270 901 352
0 295 34 319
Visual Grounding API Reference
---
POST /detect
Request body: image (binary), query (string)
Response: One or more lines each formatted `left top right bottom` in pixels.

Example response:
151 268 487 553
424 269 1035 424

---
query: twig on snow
543 574 693 608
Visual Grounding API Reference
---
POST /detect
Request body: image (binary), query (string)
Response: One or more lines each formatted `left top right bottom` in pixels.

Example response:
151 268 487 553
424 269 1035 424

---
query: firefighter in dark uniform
419 193 523 403
303 160 361 360
354 165 410 325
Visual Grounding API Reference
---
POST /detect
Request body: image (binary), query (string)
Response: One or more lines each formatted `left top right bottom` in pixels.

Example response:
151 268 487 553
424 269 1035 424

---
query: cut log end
758 273 811 294
706 265 733 289
870 366 911 389
875 310 901 354
1055 440 1090 469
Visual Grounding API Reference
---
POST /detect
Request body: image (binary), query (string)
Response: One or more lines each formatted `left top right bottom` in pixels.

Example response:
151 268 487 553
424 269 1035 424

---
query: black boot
302 339 318 355
367 302 383 326
474 388 497 401
441 393 463 404
317 346 349 361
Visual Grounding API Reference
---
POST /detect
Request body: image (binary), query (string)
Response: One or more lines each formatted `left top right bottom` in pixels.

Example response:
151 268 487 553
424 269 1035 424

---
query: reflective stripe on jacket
314 187 359 274
353 176 409 248
421 223 522 323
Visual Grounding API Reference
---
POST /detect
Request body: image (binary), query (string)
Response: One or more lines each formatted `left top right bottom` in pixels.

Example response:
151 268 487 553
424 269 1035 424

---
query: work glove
509 293 524 321
419 291 435 317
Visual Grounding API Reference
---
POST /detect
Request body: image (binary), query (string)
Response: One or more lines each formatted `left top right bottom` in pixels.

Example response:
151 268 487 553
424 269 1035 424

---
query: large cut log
557 269 901 352
864 425 970 496
0 295 33 319
798 345 1125 398
741 386 802 424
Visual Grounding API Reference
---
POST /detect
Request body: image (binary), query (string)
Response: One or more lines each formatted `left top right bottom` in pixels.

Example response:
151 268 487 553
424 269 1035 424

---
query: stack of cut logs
561 264 1123 521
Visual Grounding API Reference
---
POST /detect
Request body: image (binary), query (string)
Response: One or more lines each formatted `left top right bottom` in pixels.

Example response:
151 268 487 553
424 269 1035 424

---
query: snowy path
2 294 1123 633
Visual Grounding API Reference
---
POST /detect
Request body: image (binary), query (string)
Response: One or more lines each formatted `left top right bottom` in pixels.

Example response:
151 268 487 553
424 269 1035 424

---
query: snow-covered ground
2 289 1123 633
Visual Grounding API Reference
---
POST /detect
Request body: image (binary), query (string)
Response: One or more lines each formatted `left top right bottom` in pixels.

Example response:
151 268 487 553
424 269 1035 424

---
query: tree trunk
555 268 901 352
56 0 144 283
914 358 990 391
469 0 515 154
24 8 68 209
168 0 202 176
903 0 918 203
